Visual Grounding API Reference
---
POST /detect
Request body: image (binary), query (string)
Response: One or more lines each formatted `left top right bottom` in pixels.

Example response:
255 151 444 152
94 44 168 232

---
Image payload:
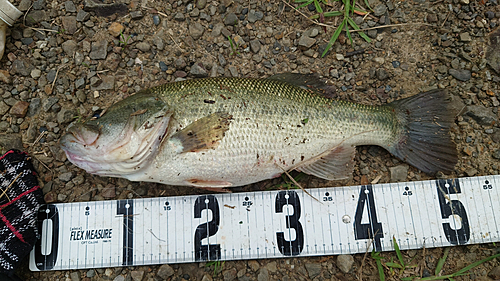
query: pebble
389 165 408 182
10 101 29 118
61 16 77 34
86 270 95 278
130 270 144 281
136 42 151 52
174 12 185 21
0 134 22 150
153 14 160 25
337 255 355 273
91 76 115 90
189 22 205 40
157 264 174 279
224 13 238 26
65 1 77 12
248 10 264 23
460 32 472 41
466 105 497 126
62 40 77 56
298 36 316 49
223 268 237 281
0 70 11 84
492 149 500 159
448 69 471 81
59 172 73 182
373 4 387 16
12 59 34 77
392 61 400 68
373 57 385 64
76 10 90 22
42 97 59 112
89 41 108 60
108 22 125 37
197 0 207 9
130 11 143 19
305 263 321 278
465 167 478 176
31 69 41 79
376 68 389 80
257 268 269 281
190 63 208 77
159 61 168 71
70 271 80 281
250 39 261 53
113 275 125 281
57 108 76 124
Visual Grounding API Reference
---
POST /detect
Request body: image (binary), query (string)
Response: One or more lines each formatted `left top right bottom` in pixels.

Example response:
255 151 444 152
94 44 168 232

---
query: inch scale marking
30 175 500 271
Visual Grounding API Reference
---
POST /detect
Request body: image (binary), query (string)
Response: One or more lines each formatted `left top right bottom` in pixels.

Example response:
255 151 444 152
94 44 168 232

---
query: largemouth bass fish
60 74 457 188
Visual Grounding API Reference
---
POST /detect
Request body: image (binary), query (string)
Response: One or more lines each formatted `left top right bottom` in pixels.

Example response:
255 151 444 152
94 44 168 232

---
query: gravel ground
1 0 500 279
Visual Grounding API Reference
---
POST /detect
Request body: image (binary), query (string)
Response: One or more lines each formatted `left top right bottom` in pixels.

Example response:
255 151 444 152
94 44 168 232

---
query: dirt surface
1 0 500 279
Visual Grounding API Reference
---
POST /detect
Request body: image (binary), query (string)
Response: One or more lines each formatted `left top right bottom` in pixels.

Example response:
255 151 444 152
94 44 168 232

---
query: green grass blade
386 262 403 269
324 11 343 17
371 250 385 281
321 19 345 57
435 247 450 276
313 0 323 13
344 0 350 18
364 0 373 11
454 253 500 275
393 237 405 268
345 24 353 45
401 277 416 281
294 0 312 2
346 17 371 42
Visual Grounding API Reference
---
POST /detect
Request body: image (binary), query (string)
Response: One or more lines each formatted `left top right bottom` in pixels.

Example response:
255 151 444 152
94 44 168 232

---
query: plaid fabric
0 150 44 276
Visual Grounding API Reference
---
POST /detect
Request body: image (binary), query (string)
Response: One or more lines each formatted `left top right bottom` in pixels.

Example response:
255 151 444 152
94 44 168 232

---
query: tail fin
385 89 458 174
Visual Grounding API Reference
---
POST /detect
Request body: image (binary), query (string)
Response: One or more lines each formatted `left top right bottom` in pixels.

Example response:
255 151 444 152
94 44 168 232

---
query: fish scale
61 74 457 187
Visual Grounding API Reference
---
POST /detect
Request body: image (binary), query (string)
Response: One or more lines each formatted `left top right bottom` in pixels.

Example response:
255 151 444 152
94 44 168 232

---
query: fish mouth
60 114 171 177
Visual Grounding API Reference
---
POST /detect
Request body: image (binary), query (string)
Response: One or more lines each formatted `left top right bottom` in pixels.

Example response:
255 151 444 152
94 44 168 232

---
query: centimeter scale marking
30 175 500 271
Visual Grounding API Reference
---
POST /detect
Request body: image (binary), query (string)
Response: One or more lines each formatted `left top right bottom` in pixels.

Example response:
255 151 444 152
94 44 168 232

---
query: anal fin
295 145 356 180
171 112 233 153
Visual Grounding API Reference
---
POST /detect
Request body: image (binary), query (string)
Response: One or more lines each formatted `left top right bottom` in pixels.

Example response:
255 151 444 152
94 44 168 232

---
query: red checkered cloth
0 150 44 276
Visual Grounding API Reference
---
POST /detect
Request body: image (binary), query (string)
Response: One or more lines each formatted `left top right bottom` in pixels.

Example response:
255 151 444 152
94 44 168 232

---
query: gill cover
60 92 171 177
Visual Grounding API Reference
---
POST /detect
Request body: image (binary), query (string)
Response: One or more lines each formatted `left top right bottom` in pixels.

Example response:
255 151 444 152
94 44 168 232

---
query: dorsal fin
267 73 336 98
295 145 356 180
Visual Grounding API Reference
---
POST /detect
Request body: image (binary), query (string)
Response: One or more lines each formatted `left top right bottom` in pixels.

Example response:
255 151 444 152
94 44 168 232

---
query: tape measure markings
30 175 500 271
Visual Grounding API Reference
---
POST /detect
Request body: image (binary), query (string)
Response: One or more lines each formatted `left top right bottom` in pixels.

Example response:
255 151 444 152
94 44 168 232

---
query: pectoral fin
171 112 233 153
295 145 356 180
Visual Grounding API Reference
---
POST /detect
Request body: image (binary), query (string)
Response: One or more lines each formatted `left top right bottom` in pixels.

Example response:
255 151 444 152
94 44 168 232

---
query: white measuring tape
29 175 500 271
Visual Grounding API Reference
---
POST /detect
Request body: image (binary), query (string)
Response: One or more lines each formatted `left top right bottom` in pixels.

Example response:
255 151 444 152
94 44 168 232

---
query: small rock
136 42 151 52
65 1 77 12
373 57 385 64
250 39 261 53
189 22 205 40
89 40 108 60
248 10 264 23
427 13 437 22
298 36 316 49
248 260 260 272
101 185 116 198
337 255 355 273
157 264 174 279
70 271 80 281
59 172 73 182
0 70 11 83
466 105 497 126
257 268 268 281
0 102 9 116
460 32 472 41
305 263 321 279
130 10 143 20
222 268 237 281
465 167 478 177
62 40 77 56
174 12 185 21
113 275 125 281
86 270 95 278
153 14 160 25
9 101 29 118
57 108 76 124
449 69 471 81
159 62 168 72
190 63 208 77
489 266 500 279
175 57 187 69
108 22 125 37
373 4 387 16
31 69 41 79
266 261 277 273
389 165 408 182
91 75 115 90
0 134 22 150
11 59 34 77
61 16 77 34
76 10 90 22
130 270 144 281
376 68 389 80
224 13 238 26
492 149 500 159
42 97 59 112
